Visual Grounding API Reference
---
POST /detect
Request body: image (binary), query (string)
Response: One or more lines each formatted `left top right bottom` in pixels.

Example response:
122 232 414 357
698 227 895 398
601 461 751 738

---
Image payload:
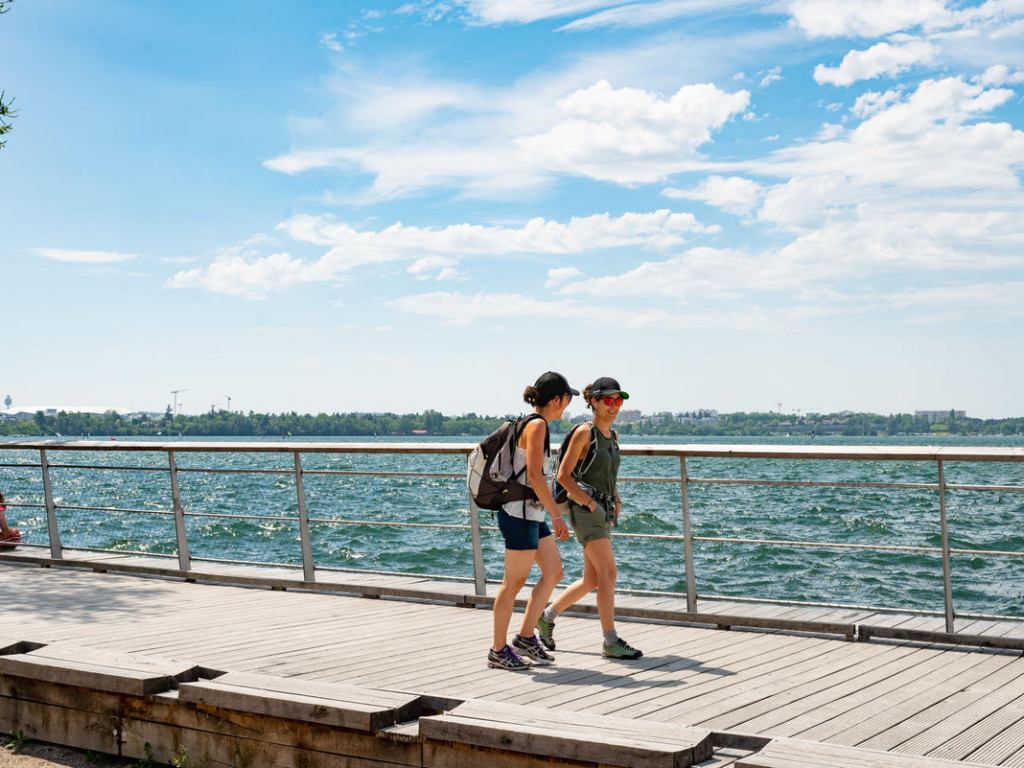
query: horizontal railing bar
694 536 941 554
946 483 1024 492
178 467 294 475
3 439 1022 463
315 564 476 583
46 464 170 472
690 535 1024 558
68 545 176 559
689 477 939 490
303 470 461 478
190 554 299 568
184 512 301 523
307 518 472 531
0 463 43 469
55 505 172 516
696 591 943 616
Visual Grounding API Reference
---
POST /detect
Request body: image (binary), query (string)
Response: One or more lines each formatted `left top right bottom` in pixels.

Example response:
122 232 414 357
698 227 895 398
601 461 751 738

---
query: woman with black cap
537 376 643 660
488 371 576 670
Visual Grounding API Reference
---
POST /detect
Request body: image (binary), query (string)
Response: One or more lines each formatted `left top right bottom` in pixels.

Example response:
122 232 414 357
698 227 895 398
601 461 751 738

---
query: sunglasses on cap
600 397 624 406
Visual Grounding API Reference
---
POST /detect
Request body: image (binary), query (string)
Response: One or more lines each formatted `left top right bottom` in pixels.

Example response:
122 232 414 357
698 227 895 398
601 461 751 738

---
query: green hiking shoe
602 637 643 659
536 613 556 650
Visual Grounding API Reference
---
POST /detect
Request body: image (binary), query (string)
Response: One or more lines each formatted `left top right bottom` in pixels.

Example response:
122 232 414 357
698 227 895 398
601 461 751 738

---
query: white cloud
814 39 939 86
174 210 714 298
663 175 765 215
788 0 953 38
559 0 756 31
32 248 136 264
516 80 750 184
545 266 585 288
977 64 1024 86
759 66 783 87
850 89 902 118
319 33 344 52
408 255 461 280
279 209 714 263
166 253 309 299
452 0 621 24
758 77 1024 199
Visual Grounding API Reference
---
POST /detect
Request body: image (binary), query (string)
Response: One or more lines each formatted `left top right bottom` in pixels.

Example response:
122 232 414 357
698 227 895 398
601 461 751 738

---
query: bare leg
493 548 536 650
519 535 562 637
551 545 599 614
584 538 618 633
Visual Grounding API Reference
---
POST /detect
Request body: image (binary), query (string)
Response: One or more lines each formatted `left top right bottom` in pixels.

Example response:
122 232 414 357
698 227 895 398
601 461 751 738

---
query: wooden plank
0 650 196 695
420 699 712 768
735 737 996 767
176 678 417 732
706 643 936 733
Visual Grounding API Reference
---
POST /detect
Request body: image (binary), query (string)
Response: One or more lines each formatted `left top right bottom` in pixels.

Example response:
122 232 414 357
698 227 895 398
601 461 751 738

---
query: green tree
0 1 16 149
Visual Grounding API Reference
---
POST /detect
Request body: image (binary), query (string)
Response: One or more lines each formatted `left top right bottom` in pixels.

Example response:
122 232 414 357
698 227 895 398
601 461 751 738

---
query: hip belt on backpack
575 481 616 521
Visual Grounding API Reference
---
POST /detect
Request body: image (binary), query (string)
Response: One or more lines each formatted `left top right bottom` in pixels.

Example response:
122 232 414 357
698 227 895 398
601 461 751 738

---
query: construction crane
170 389 187 418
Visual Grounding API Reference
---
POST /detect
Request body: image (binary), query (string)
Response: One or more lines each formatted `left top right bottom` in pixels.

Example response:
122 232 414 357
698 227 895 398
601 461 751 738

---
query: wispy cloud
170 210 717 299
32 248 137 264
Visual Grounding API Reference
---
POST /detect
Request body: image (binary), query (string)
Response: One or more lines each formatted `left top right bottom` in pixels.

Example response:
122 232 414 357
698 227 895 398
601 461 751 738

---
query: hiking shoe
513 634 555 665
536 613 556 650
602 637 643 659
487 644 531 670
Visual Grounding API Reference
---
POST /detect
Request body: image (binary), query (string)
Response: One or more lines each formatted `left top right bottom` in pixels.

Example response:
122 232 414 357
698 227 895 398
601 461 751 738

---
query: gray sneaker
513 633 555 665
487 644 531 670
602 637 643 659
536 613 556 650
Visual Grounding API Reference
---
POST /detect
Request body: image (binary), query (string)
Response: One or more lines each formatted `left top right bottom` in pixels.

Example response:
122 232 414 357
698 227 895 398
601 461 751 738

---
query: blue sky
2 0 1022 419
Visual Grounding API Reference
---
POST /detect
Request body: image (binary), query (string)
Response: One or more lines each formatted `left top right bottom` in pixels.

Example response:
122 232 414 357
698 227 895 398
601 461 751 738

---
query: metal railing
1 439 1022 635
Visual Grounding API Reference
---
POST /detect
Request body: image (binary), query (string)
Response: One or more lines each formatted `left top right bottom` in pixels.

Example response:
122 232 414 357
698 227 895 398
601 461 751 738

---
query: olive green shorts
567 500 612 546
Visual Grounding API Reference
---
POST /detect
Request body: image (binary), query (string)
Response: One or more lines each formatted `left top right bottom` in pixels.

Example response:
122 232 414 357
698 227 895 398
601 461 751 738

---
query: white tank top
501 442 549 521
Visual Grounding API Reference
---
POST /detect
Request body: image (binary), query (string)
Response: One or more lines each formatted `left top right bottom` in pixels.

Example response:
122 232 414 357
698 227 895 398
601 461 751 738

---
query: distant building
616 409 641 423
916 410 967 424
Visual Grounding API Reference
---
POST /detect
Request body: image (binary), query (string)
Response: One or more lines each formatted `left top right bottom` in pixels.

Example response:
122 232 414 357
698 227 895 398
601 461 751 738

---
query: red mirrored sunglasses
601 397 624 406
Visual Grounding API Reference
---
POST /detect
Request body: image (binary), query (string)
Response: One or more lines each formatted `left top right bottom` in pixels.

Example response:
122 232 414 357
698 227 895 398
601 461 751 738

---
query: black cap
591 377 629 399
535 371 579 400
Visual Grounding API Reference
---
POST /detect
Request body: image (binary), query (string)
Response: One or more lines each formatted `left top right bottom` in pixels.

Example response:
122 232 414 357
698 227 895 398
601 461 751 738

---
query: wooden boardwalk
2 555 1024 766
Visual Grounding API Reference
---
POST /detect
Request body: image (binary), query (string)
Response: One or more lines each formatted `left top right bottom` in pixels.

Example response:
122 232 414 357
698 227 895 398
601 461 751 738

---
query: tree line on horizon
3 407 1023 438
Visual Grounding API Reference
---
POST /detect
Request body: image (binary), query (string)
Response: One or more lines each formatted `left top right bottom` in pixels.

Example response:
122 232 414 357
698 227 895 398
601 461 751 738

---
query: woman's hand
552 515 570 541
613 497 622 526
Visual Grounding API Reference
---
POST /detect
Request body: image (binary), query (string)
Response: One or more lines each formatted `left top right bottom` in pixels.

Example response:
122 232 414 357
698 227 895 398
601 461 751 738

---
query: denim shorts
497 510 552 551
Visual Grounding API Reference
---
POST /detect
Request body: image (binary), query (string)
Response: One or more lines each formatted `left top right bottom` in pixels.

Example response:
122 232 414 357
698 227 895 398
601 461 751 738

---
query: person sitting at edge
538 377 642 660
488 371 575 670
0 490 21 547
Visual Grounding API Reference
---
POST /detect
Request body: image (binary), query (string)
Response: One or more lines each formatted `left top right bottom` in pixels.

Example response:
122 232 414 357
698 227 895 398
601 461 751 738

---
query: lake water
1 434 1022 618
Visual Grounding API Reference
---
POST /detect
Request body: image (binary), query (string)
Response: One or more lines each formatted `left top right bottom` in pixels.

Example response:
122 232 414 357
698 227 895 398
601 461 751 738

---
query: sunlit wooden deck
3 554 1024 767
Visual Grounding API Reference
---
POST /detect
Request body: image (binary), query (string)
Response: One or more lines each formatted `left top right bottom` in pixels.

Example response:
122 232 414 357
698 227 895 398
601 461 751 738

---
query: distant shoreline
2 408 1021 438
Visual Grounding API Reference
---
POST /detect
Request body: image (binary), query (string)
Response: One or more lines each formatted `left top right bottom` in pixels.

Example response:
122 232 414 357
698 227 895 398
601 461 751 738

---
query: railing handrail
2 438 1023 635
2 438 1023 463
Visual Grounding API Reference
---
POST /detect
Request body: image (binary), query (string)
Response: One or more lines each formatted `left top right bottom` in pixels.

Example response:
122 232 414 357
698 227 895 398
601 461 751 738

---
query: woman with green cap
538 377 642 660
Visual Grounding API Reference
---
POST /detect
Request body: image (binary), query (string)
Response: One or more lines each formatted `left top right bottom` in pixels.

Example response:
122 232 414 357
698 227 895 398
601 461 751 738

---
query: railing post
937 459 955 633
469 498 487 596
168 451 191 572
294 452 315 583
681 456 697 613
39 449 63 559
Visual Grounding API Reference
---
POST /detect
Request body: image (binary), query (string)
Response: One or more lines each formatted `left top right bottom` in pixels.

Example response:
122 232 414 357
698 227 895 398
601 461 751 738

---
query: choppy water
1 435 1022 618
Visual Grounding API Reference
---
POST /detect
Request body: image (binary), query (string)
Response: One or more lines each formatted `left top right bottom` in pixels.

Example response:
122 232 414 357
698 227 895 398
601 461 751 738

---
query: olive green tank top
577 426 619 498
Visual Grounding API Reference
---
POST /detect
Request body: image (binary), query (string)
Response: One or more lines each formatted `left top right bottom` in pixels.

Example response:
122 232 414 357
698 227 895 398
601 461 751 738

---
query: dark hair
523 385 563 408
583 384 596 411
0 489 5 505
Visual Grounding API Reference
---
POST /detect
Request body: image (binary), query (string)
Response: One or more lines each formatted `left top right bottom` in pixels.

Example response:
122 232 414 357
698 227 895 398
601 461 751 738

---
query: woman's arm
555 426 599 513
